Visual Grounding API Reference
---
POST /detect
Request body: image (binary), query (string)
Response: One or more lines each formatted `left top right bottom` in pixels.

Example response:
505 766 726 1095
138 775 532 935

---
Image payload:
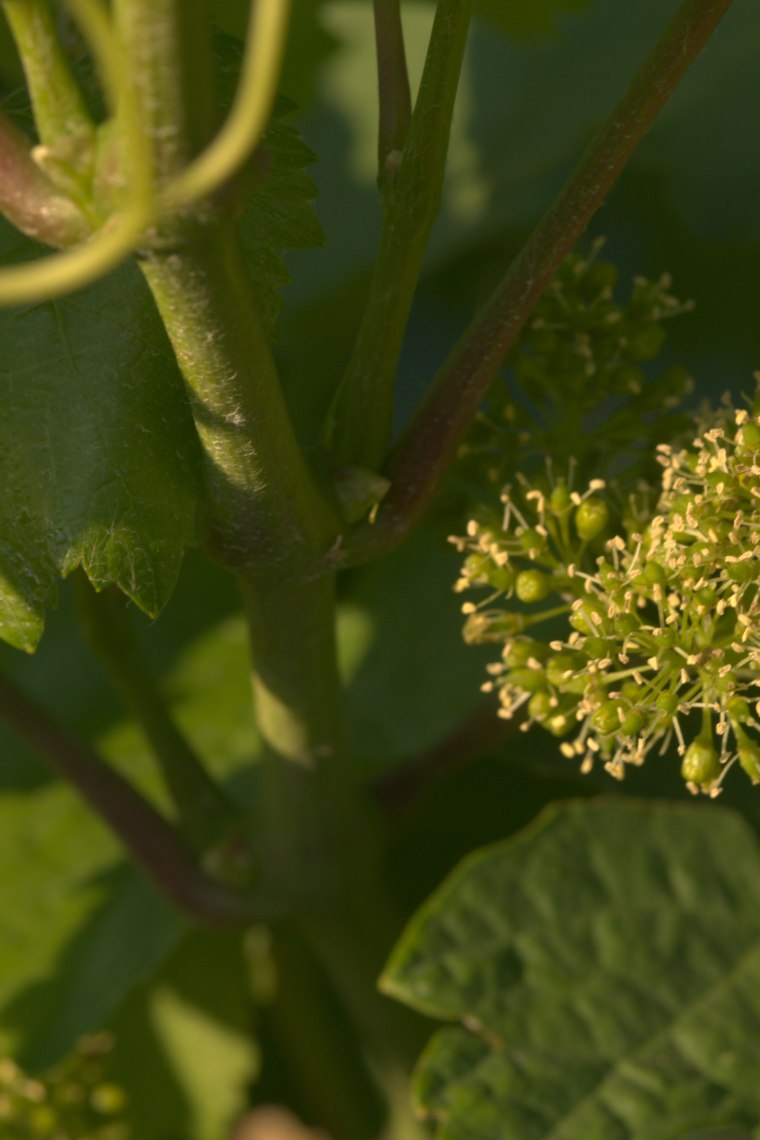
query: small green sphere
515 569 552 604
681 739 720 786
575 497 609 541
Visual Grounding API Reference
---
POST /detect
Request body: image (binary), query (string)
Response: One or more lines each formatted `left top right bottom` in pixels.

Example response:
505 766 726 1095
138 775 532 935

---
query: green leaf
475 0 590 39
0 230 205 652
0 782 183 1069
382 799 760 1138
106 927 260 1140
214 36 324 339
240 96 325 339
341 525 493 771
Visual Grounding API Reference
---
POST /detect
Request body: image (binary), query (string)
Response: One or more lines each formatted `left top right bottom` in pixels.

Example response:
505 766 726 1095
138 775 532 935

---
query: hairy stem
119 0 375 912
324 0 474 473
1 0 94 148
75 577 243 854
0 668 265 925
140 228 339 572
343 0 735 562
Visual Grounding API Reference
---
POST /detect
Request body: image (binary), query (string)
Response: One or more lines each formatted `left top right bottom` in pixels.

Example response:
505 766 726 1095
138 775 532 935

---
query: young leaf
0 223 205 652
382 799 760 1138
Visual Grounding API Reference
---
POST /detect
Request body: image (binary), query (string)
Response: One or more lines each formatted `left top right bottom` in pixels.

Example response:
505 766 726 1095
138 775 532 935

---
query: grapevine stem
342 0 735 563
0 668 267 925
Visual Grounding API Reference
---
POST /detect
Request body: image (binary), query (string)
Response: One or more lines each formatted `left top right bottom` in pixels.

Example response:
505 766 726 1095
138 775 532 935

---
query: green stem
301 874 428 1139
262 923 387 1140
140 227 340 573
342 0 734 563
241 573 342 768
117 0 372 915
324 0 474 473
240 571 379 914
1 0 94 148
111 0 216 193
0 667 265 926
75 577 244 856
114 1 338 566
373 0 412 165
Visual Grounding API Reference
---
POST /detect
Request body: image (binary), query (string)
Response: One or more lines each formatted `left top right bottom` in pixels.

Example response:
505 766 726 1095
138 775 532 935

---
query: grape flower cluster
0 1034 127 1139
452 395 760 794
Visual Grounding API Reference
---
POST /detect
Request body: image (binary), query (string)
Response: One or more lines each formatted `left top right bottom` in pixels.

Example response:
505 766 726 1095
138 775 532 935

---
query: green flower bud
656 691 679 723
545 700 579 737
727 696 752 723
643 559 668 587
575 497 609 541
583 635 610 658
528 691 552 722
518 528 547 557
549 482 571 515
738 739 760 784
581 260 618 297
463 611 525 644
515 569 552 604
616 613 640 637
507 666 548 693
681 738 720 786
626 324 665 361
591 699 623 736
569 599 607 635
504 639 549 666
737 420 760 452
619 709 645 736
546 652 586 692
726 559 756 584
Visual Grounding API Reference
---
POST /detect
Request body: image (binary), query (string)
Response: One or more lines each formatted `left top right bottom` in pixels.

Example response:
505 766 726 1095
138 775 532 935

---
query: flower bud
738 740 760 784
549 483 571 515
575 497 609 541
507 666 548 693
528 691 552 722
591 699 623 736
515 569 552 604
681 738 720 786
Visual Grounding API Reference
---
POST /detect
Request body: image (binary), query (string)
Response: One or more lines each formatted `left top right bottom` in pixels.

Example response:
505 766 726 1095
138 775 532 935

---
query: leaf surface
214 36 324 339
106 927 259 1140
383 799 760 1138
0 230 205 651
0 782 183 1068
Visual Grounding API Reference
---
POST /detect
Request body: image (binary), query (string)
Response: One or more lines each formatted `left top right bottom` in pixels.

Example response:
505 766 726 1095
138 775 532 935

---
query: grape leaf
382 799 760 1138
0 781 183 1068
475 0 590 39
0 229 206 652
215 36 324 339
106 927 260 1140
241 96 325 339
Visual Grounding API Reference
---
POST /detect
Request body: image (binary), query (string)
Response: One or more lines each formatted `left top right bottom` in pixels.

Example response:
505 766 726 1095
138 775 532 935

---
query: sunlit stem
1 0 94 147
